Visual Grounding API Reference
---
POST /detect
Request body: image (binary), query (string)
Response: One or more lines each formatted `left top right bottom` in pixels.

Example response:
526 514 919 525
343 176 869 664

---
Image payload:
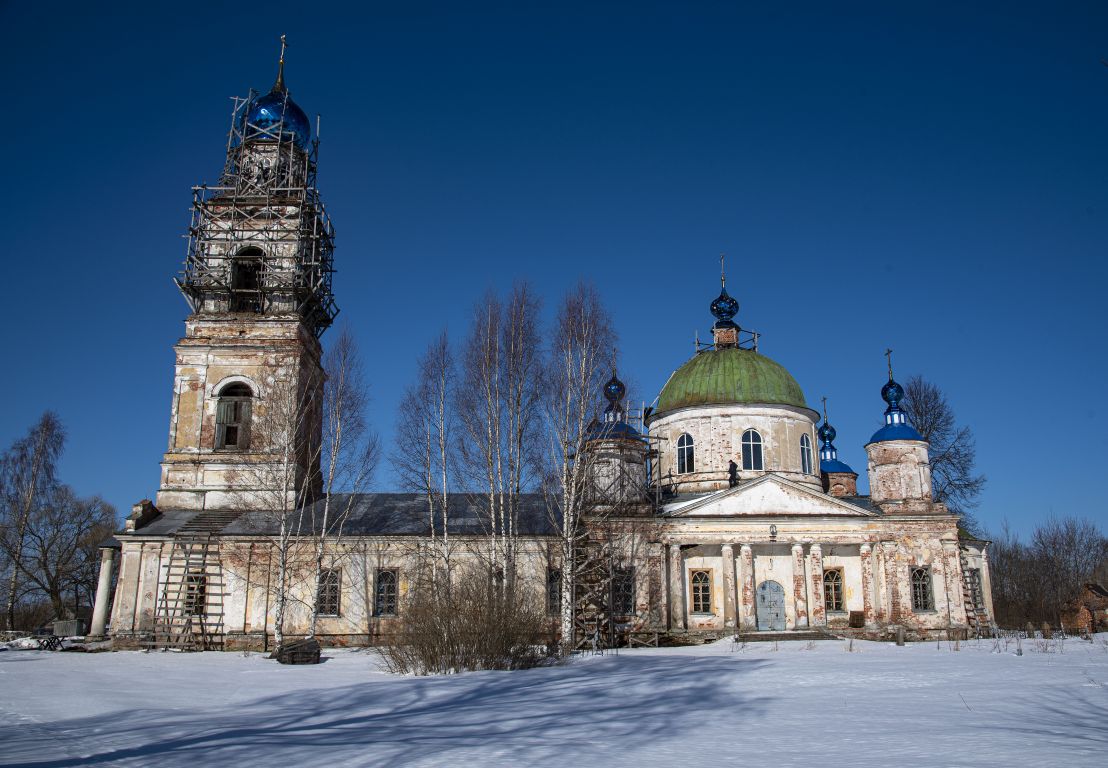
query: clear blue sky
2 1 1106 537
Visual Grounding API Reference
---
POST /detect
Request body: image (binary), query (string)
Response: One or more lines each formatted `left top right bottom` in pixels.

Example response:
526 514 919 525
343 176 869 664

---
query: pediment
663 474 875 518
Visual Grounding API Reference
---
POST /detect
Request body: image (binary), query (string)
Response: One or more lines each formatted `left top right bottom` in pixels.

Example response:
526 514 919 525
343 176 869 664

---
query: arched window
230 248 263 313
910 567 934 611
677 433 694 474
215 382 252 450
823 569 843 612
800 434 813 475
375 569 398 616
741 429 763 471
691 570 712 613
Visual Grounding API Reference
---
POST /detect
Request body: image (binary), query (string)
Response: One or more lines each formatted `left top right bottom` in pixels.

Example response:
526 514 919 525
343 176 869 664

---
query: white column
792 544 809 628
89 548 117 638
668 544 686 631
721 544 737 629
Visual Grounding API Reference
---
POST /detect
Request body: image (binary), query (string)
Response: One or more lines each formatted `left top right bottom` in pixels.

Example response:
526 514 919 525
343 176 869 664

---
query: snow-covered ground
1 637 1105 767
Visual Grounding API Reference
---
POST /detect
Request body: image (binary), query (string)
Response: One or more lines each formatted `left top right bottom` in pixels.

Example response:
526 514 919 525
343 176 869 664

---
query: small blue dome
245 88 311 149
820 458 855 475
869 422 923 443
604 374 626 404
817 422 836 444
586 419 644 442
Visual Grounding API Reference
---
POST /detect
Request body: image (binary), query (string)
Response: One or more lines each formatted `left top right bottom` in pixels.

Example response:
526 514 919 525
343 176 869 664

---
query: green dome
655 348 808 416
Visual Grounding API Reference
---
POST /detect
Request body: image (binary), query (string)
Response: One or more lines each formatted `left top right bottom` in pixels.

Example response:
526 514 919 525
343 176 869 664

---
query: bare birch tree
393 332 455 581
308 328 379 636
543 282 616 649
0 413 65 630
230 360 323 646
456 284 543 582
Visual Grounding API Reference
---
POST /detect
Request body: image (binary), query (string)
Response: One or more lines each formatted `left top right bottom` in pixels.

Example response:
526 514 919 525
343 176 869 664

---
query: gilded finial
274 35 288 92
884 348 893 381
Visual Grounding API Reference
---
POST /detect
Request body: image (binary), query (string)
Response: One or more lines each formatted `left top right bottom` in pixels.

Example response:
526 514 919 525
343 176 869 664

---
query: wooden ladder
151 533 227 651
958 550 990 637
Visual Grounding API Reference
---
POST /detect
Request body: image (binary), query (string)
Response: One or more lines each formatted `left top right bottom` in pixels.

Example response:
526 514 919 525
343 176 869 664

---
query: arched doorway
756 580 785 631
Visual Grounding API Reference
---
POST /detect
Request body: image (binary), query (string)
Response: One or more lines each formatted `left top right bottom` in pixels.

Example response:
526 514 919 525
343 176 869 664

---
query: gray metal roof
124 493 560 538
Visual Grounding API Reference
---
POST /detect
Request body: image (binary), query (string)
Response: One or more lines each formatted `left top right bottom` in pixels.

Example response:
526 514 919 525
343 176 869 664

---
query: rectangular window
317 568 341 617
184 572 207 617
823 568 844 612
612 567 635 615
547 568 562 616
691 570 712 614
375 569 398 616
911 566 934 611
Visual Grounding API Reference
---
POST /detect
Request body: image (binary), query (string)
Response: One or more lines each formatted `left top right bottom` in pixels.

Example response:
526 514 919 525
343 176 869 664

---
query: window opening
230 250 264 313
911 567 934 611
215 383 252 450
823 569 844 612
800 433 813 475
677 433 694 474
375 569 398 616
184 571 207 616
317 568 341 616
741 429 763 471
691 570 712 613
612 567 635 615
547 569 562 615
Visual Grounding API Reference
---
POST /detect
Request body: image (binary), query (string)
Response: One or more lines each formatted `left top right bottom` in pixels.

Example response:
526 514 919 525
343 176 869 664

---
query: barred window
547 568 562 615
691 570 712 614
317 568 341 616
215 383 252 450
184 572 207 617
741 429 763 471
800 434 813 475
612 567 635 615
375 569 398 616
677 433 694 474
823 569 843 612
911 567 934 611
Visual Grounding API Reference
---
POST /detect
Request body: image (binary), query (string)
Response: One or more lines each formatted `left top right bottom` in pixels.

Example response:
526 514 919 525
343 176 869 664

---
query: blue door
756 580 786 631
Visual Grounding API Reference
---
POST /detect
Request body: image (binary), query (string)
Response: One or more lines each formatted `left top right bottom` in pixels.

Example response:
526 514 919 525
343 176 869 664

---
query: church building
87 53 994 651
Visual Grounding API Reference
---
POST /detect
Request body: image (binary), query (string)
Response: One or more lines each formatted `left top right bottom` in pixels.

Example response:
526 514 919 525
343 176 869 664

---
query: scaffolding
176 91 338 337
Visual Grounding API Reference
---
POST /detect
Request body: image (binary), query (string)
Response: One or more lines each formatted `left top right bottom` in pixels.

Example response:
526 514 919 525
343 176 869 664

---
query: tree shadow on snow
0 655 770 767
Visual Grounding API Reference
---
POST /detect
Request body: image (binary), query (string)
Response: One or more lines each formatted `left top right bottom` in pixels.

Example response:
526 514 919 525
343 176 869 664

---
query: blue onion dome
710 286 739 328
603 374 627 405
817 421 836 444
881 379 904 409
870 375 923 443
244 56 311 149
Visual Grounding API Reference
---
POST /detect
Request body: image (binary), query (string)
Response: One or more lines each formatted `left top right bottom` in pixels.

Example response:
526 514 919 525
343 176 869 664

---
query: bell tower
157 39 337 512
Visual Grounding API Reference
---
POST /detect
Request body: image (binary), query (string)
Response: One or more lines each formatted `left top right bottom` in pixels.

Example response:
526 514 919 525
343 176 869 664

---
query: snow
1 637 1106 767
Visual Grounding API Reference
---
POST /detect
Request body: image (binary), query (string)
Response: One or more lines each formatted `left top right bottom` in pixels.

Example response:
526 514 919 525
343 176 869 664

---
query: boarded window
823 569 844 612
911 567 934 611
317 568 341 616
677 433 694 474
612 567 635 615
691 570 712 614
547 568 562 616
741 429 763 471
375 569 398 616
215 383 252 450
